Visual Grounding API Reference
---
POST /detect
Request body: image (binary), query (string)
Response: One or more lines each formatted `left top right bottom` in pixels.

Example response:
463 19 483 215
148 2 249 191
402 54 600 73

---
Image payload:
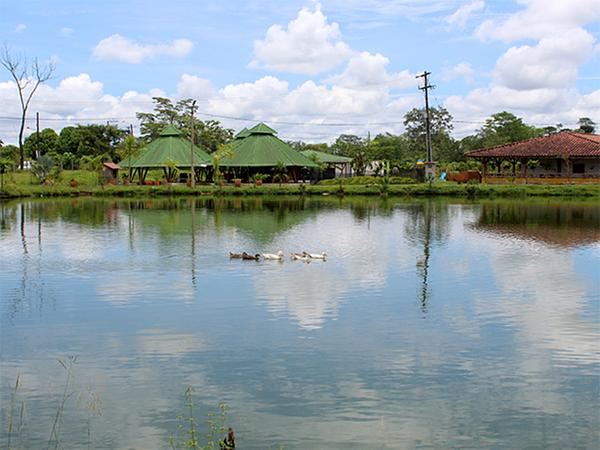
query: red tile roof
466 131 600 159
103 162 120 170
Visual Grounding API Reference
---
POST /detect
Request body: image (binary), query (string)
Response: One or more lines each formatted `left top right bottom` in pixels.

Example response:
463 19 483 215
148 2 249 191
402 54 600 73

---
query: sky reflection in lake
1 197 598 449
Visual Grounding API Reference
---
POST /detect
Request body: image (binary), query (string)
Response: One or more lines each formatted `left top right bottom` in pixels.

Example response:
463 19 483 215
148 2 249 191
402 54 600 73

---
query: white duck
262 250 284 260
304 251 327 260
291 252 311 262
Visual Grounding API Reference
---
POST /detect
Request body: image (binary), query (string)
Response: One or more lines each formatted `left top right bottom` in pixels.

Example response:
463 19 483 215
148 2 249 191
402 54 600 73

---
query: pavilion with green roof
300 149 352 179
122 124 212 183
222 122 318 181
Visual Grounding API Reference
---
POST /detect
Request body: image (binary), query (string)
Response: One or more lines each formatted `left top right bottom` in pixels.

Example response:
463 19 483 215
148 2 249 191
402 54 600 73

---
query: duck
262 250 284 260
229 252 243 259
304 252 327 260
242 252 260 261
290 252 311 262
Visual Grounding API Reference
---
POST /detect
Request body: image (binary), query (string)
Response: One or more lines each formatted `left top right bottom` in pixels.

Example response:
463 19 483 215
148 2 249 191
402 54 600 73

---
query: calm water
1 197 599 449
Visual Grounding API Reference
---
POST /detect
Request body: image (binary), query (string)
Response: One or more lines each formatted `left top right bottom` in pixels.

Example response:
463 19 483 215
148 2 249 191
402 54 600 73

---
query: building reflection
474 202 600 247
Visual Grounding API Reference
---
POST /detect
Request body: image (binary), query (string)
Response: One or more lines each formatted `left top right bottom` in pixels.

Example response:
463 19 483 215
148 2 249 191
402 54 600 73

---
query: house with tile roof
466 131 600 184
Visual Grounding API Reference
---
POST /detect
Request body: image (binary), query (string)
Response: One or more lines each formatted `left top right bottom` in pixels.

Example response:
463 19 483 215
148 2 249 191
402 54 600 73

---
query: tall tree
403 106 456 162
477 111 539 147
136 97 233 152
576 117 596 134
0 46 55 169
23 128 59 158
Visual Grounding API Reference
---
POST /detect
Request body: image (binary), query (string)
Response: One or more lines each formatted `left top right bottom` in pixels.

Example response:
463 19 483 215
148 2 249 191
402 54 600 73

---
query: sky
1 0 599 144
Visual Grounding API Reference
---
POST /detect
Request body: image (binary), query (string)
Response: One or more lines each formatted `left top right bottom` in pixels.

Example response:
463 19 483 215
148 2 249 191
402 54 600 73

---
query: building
466 131 600 184
222 123 318 181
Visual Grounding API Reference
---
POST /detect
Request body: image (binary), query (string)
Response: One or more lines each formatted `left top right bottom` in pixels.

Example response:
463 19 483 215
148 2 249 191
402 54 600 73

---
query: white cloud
442 62 475 83
445 0 485 29
92 34 193 63
14 24 26 33
494 29 595 91
175 74 214 99
250 2 353 75
326 51 416 90
476 0 600 42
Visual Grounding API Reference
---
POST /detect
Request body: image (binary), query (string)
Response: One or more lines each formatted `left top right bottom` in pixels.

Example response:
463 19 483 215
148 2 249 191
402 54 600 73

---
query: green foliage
477 111 540 148
320 176 415 185
137 97 233 152
272 161 289 186
212 143 234 185
23 128 59 158
0 144 20 168
58 124 126 159
32 154 61 184
577 117 596 134
403 106 457 162
169 387 230 450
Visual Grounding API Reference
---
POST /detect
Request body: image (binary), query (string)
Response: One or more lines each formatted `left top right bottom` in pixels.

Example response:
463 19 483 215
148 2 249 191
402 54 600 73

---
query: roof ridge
567 131 600 144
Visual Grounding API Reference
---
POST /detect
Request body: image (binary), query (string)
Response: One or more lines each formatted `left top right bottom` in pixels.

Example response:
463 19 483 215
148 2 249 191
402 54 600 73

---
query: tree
403 106 456 162
577 117 596 134
57 125 126 159
32 154 60 184
1 45 55 169
136 97 233 152
23 128 59 158
477 111 539 147
0 144 20 169
271 161 289 186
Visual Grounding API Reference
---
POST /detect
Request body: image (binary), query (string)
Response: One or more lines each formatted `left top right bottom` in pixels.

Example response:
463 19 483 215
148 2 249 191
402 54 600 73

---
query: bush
32 155 61 184
319 176 415 185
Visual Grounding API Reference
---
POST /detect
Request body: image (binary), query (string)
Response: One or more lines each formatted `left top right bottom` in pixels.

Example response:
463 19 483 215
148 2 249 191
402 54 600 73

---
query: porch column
511 159 517 177
521 158 527 184
482 159 488 182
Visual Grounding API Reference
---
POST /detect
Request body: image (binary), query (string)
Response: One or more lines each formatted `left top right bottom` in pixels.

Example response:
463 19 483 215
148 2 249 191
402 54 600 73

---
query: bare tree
1 45 55 169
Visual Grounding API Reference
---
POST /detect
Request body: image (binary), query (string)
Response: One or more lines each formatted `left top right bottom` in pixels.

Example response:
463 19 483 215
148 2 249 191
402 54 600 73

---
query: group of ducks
229 250 327 262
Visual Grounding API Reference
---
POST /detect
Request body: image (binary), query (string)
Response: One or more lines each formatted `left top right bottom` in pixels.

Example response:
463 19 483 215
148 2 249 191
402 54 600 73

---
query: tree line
0 96 596 173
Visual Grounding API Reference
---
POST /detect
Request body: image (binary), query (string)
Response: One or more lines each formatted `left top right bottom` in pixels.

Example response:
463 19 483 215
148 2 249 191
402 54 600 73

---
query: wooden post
521 158 527 184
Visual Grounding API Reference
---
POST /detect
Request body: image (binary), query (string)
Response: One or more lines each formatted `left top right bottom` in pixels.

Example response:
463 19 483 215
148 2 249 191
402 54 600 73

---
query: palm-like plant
272 161 289 187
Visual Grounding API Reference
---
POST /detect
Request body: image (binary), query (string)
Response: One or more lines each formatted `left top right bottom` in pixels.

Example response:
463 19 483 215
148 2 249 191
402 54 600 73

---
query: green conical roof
234 128 250 139
221 123 318 168
160 124 183 137
127 125 212 168
248 122 277 135
301 149 352 164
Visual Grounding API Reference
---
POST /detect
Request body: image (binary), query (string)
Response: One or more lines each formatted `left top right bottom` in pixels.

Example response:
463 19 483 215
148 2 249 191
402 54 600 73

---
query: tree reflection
475 202 600 248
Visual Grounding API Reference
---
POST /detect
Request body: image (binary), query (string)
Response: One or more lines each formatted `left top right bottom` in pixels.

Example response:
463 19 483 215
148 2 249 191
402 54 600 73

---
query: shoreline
1 181 599 200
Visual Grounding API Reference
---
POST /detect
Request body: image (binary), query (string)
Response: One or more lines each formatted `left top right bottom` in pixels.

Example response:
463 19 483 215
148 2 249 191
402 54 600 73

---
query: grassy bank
1 170 599 199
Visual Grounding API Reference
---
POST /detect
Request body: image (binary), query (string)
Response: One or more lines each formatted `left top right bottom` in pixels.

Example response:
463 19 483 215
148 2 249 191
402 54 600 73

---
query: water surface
1 197 599 449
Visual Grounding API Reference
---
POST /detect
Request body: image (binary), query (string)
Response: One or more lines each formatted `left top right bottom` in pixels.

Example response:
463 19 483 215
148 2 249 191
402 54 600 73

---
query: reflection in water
1 197 599 449
475 201 600 247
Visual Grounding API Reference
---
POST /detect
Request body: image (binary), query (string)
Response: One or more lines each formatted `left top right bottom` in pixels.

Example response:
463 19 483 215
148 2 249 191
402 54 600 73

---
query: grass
1 170 598 199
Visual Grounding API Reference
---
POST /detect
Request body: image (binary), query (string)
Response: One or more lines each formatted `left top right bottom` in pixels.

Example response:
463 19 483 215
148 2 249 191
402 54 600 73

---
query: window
572 163 585 174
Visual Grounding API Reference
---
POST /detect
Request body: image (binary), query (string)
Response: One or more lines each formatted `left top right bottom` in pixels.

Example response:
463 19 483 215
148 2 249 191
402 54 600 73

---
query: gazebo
221 123 318 181
466 131 600 184
300 149 352 179
123 125 212 184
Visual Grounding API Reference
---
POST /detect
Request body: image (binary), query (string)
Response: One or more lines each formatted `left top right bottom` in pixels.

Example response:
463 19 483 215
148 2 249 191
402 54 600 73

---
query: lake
1 196 599 449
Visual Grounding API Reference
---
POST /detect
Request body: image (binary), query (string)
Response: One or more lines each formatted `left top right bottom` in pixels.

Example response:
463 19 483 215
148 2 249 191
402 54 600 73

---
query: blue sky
1 0 599 143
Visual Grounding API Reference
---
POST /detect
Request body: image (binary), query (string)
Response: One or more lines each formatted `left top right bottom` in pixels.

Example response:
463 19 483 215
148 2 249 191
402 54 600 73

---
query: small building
300 149 352 179
102 162 120 183
466 131 600 184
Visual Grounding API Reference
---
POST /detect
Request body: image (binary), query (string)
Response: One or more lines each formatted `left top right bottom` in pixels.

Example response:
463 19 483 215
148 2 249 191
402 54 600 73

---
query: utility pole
190 100 197 187
416 71 435 164
35 112 40 159
128 124 134 182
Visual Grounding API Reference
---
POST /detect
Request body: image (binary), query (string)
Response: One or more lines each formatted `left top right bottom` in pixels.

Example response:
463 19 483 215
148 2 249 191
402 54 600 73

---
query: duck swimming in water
229 252 243 259
304 252 327 260
262 250 284 260
242 252 261 260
